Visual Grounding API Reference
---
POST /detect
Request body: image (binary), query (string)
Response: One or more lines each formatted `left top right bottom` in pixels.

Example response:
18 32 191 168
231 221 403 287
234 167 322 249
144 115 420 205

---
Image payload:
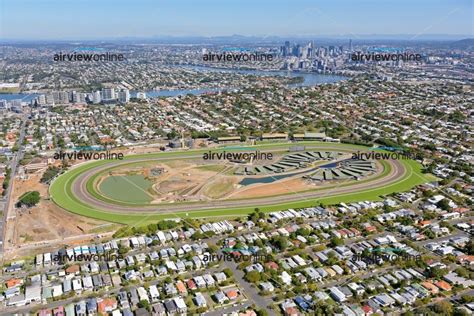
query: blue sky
0 0 472 39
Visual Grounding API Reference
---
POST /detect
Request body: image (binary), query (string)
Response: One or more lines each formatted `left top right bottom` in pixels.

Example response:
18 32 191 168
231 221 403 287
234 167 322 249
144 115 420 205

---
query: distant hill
449 38 474 50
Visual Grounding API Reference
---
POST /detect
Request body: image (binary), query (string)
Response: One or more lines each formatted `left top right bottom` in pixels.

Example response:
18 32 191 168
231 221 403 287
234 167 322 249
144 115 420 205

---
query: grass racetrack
49 142 433 225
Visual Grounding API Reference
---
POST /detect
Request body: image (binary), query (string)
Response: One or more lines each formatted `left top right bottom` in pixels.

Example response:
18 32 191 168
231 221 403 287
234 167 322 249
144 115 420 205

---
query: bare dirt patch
229 177 313 199
4 172 113 260
13 199 106 243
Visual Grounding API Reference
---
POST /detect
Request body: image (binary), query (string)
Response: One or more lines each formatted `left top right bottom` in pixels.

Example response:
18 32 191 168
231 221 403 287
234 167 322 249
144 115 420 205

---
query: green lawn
99 175 153 203
49 142 433 225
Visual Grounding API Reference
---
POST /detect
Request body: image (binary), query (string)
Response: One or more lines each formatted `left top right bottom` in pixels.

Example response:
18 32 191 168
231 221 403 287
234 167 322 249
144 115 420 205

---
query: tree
166 130 178 140
245 271 261 283
432 301 453 315
16 191 40 207
460 295 474 304
327 251 339 265
223 268 233 278
296 228 310 237
330 237 343 247
464 239 474 255
453 308 470 316
146 223 158 234
256 309 269 316
157 220 178 230
455 267 469 278
437 199 451 211
137 300 150 310
118 245 131 255
427 266 448 279
270 236 288 251
40 166 61 183
57 136 65 149
208 244 219 254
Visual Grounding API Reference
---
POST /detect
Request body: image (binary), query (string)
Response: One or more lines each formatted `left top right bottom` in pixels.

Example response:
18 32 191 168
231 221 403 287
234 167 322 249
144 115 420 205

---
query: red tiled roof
362 305 373 313
186 279 197 289
435 280 452 291
265 261 279 270
226 289 238 299
284 307 299 316
98 297 117 313
6 278 22 288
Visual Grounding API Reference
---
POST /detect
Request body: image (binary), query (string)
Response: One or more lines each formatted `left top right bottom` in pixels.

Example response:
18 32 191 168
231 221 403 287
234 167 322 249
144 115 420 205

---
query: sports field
49 142 433 225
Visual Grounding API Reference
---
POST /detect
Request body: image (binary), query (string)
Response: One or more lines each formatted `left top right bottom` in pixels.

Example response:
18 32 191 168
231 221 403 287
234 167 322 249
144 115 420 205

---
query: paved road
204 301 252 316
61 146 407 214
0 114 27 257
416 232 470 247
218 249 275 316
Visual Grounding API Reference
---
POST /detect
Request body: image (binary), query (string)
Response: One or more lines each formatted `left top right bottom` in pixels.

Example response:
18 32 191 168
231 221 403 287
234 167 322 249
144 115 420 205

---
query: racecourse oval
49 142 430 224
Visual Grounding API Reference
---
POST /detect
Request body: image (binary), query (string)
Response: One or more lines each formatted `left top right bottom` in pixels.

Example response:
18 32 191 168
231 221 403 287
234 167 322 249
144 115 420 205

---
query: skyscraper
310 41 316 58
37 94 46 105
102 88 116 100
118 89 130 103
52 91 69 104
281 41 291 57
92 91 102 104
46 94 54 105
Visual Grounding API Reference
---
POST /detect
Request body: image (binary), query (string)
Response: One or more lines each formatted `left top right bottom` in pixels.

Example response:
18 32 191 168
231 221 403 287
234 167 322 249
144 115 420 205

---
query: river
0 66 348 102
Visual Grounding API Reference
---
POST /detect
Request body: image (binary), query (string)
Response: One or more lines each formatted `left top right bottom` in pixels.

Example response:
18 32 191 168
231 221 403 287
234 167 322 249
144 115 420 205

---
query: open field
49 142 432 225
203 177 236 199
99 175 153 203
0 87 21 93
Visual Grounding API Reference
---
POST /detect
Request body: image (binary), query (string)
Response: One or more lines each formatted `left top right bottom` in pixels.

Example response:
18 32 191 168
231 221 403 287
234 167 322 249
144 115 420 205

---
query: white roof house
280 271 292 285
25 285 41 304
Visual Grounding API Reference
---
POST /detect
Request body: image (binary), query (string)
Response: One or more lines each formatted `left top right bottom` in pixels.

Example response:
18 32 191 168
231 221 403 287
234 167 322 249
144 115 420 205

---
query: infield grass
99 175 153 203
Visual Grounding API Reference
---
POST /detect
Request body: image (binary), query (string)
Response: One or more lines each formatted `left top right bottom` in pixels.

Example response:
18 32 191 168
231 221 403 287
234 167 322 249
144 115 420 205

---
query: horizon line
0 34 472 43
